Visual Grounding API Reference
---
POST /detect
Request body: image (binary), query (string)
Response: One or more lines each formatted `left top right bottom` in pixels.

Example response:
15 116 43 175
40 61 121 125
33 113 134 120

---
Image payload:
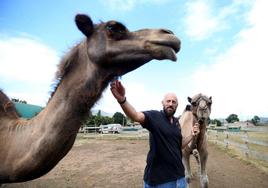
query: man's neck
169 117 174 124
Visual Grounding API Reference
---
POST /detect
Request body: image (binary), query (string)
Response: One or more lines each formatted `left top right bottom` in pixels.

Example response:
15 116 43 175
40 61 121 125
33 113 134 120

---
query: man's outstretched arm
110 80 145 124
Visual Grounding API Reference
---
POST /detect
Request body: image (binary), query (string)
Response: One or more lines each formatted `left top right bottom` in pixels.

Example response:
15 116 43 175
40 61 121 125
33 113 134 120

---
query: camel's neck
195 118 208 150
182 111 208 151
39 43 111 136
0 43 112 182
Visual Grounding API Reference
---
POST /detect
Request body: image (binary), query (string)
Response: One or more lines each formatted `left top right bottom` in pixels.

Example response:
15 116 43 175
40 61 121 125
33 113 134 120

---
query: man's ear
75 14 94 37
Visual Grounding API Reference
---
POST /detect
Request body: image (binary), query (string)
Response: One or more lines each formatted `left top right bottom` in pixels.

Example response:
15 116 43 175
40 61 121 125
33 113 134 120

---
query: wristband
118 97 126 105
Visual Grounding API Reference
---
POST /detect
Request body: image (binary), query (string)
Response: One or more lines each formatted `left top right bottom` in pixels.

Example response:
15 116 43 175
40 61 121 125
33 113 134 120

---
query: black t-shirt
141 110 185 186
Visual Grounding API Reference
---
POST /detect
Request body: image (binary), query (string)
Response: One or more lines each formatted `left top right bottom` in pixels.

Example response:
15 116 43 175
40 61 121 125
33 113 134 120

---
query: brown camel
179 94 212 188
0 14 180 183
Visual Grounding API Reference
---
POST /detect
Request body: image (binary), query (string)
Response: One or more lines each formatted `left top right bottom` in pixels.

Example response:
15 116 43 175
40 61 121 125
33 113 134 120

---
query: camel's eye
191 102 197 107
106 21 127 40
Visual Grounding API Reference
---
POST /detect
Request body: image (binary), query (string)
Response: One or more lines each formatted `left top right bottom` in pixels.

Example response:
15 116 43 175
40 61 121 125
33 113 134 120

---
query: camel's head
188 94 212 121
75 14 181 77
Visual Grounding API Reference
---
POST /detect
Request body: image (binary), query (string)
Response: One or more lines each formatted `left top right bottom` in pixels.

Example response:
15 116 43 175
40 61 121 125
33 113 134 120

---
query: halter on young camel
179 93 212 188
0 14 180 183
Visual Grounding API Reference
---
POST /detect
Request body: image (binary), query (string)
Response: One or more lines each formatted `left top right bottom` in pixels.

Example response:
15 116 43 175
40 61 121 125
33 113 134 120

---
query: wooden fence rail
208 130 268 162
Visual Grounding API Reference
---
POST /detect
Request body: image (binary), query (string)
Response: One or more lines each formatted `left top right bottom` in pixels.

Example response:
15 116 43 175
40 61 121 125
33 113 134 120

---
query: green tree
102 116 114 125
210 119 222 126
84 113 114 127
85 115 96 126
96 110 101 117
113 112 126 126
226 114 239 123
94 115 103 126
251 115 260 125
91 110 103 126
11 98 27 104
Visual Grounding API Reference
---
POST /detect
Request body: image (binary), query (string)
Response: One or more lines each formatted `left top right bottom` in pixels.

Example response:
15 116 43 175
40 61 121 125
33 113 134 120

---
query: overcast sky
1 0 267 120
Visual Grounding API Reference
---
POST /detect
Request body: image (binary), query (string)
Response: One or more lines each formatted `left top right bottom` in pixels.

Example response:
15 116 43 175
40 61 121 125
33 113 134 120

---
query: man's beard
163 106 176 117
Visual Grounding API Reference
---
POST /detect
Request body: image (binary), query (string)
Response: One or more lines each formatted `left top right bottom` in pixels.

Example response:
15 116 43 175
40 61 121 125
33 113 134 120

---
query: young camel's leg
199 146 209 188
182 149 192 187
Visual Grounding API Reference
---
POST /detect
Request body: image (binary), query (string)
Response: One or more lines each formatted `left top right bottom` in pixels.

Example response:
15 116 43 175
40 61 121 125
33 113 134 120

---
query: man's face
162 93 178 117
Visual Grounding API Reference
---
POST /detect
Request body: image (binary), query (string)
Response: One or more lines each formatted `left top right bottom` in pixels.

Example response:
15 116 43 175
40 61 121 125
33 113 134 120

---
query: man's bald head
162 93 178 117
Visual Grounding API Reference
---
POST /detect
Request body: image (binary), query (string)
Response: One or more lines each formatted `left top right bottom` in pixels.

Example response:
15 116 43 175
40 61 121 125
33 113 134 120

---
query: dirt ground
2 137 268 188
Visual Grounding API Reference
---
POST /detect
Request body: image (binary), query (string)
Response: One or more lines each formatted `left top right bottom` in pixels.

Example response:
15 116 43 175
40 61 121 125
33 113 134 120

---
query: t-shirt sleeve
141 110 156 132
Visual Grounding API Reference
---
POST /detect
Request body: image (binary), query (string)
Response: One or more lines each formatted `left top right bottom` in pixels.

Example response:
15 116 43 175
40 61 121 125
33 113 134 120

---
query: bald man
110 80 199 188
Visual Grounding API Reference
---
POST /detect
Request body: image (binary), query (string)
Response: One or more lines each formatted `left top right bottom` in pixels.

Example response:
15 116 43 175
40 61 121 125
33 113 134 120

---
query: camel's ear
75 14 94 37
187 97 192 103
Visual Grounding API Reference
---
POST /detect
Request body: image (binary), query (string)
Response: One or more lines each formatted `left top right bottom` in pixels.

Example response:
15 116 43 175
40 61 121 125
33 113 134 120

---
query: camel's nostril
160 29 174 35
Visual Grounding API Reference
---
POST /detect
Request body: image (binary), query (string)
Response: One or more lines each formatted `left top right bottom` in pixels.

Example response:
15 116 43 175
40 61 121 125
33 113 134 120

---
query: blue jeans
144 177 186 188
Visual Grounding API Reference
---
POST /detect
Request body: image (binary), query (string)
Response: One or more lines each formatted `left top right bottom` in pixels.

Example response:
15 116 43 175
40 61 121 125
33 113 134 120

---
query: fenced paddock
2 132 268 188
208 126 268 173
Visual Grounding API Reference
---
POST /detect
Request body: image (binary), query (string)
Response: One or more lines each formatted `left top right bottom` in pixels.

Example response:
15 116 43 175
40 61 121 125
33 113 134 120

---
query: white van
99 124 122 134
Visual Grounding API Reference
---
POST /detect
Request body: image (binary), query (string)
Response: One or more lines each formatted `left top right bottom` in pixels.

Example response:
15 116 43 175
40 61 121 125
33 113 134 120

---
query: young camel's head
75 14 181 77
188 94 212 122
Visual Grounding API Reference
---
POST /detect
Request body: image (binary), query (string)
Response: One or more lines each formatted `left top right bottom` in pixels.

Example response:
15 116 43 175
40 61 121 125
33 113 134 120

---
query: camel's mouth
149 39 181 61
151 40 180 54
105 35 181 77
109 40 181 77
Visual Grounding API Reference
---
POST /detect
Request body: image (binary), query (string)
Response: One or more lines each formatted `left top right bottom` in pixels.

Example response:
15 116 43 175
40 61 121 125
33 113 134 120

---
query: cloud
0 35 59 106
183 0 251 40
94 81 164 115
183 1 221 40
100 0 170 11
190 0 268 119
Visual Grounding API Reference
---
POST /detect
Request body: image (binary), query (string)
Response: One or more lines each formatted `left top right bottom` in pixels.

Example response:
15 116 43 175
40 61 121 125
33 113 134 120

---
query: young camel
179 94 212 188
0 14 180 183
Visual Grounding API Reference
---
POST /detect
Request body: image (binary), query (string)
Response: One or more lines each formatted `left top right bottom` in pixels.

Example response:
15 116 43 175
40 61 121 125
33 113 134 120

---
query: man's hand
192 123 200 136
110 80 125 102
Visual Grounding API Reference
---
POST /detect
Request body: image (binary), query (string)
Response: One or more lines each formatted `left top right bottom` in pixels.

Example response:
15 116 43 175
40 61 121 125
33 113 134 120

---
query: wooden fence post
244 130 249 158
225 132 229 149
215 131 218 144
